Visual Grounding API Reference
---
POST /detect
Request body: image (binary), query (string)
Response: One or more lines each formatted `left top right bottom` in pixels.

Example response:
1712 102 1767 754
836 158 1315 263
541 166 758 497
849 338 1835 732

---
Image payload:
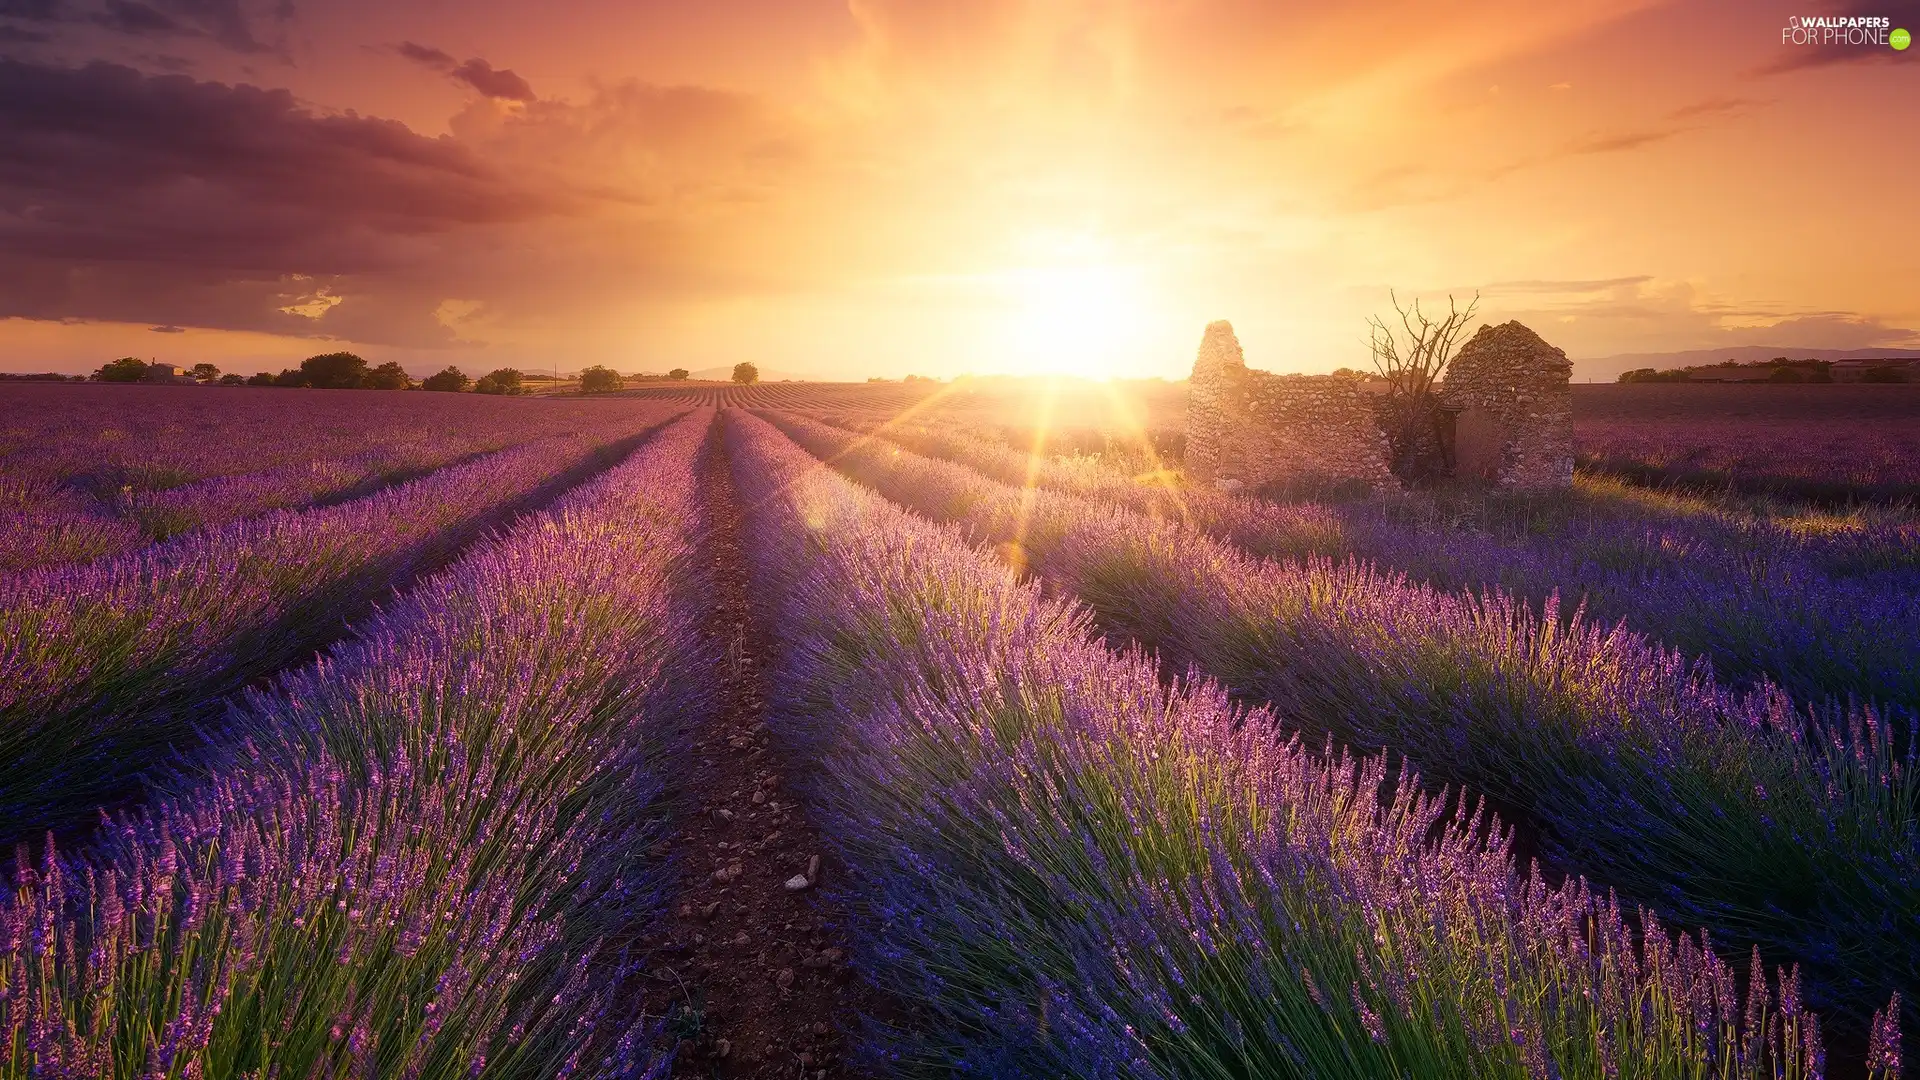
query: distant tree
474 368 525 395
218 373 246 386
96 357 149 383
365 361 413 390
1864 366 1907 384
1807 364 1833 383
1618 366 1690 384
1768 367 1804 383
903 374 936 384
668 368 690 380
579 365 623 393
299 351 371 389
273 368 308 388
422 366 472 392
188 362 221 384
246 372 277 386
732 362 759 385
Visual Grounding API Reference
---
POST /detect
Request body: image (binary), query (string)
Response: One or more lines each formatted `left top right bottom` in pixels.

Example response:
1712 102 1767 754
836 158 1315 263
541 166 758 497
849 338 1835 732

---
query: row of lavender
727 410 1897 1078
0 386 662 573
765 411 1918 1039
0 407 678 844
1 409 716 1077
1571 386 1920 505
814 414 1920 713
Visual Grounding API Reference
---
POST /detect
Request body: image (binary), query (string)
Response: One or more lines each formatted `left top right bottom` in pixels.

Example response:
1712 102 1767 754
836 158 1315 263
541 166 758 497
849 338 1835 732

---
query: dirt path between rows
644 429 861 1078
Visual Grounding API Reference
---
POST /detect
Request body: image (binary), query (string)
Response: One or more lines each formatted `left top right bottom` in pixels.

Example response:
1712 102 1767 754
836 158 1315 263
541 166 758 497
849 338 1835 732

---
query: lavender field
0 385 1910 1078
1573 385 1920 505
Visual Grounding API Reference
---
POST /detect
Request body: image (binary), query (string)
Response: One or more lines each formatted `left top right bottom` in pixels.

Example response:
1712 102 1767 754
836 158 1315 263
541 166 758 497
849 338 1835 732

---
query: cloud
0 0 287 52
148 323 184 331
1350 121 1690 208
1558 127 1684 156
450 57 533 101
395 39 454 69
395 41 536 101
0 0 59 19
1484 276 1654 294
1466 97 1763 189
1477 277 1920 360
1665 95 1764 120
0 24 50 41
0 57 813 349
97 0 182 35
0 58 573 338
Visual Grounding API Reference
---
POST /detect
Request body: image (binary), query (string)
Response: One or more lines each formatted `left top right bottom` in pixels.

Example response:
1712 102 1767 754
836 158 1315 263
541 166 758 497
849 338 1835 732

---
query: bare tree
1367 290 1479 480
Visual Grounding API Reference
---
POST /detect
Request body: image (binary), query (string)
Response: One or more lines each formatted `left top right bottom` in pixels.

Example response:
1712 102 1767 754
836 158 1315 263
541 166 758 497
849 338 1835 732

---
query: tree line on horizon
86 355 758 393
1619 356 1913 384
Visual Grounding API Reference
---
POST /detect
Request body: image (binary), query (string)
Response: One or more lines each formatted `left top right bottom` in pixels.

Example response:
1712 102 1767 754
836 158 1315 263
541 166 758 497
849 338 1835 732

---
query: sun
992 263 1154 380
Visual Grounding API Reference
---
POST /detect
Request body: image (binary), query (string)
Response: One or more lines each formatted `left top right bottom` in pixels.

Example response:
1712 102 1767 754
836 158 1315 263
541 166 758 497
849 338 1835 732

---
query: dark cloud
0 0 288 53
149 0 277 52
0 0 59 19
0 24 51 41
147 323 184 331
0 59 572 339
0 55 802 349
97 0 184 36
395 42 536 102
395 39 454 69
449 57 534 101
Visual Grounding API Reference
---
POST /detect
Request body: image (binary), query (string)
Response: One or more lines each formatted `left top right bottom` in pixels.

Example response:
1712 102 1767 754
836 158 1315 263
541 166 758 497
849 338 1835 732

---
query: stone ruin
1185 319 1573 494
1441 320 1575 490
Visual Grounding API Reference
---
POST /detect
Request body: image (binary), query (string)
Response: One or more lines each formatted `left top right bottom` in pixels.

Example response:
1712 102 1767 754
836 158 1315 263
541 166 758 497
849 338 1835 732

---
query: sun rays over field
5 0 1919 1071
8 0 1916 379
987 257 1161 380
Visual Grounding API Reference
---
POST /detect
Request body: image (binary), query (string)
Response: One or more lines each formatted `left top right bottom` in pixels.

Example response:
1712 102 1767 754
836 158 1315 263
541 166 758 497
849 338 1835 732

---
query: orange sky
1 0 1914 381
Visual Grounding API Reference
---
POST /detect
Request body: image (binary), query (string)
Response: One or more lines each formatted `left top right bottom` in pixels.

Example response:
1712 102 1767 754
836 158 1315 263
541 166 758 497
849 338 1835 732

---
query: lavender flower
0 410 715 1078
767 409 1919 1039
726 410 1894 1079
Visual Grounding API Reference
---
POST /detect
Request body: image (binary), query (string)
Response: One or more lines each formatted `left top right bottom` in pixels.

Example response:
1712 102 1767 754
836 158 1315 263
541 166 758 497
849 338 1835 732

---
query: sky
0 0 1915 382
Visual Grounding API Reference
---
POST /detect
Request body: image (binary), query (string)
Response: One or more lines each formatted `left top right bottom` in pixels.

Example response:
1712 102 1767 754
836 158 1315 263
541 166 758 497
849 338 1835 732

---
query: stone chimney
1184 321 1251 483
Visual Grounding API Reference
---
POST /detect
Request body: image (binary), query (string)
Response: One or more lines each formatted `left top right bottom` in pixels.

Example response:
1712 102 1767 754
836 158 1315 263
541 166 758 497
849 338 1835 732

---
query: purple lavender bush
766 410 1919 1040
727 410 1899 1079
0 383 670 573
816 414 1920 711
1572 385 1920 505
0 410 715 1078
0 411 679 843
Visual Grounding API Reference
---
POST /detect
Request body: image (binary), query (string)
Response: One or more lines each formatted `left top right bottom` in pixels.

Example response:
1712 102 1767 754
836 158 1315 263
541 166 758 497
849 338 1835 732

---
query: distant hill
1575 346 1920 384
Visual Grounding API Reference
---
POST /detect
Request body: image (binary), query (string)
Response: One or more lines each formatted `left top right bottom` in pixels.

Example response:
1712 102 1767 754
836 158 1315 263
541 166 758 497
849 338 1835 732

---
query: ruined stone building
1185 319 1573 493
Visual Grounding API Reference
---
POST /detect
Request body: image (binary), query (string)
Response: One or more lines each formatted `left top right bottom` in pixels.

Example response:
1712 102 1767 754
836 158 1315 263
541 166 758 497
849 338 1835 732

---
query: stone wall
1185 321 1396 493
1438 321 1574 490
1185 317 1574 493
